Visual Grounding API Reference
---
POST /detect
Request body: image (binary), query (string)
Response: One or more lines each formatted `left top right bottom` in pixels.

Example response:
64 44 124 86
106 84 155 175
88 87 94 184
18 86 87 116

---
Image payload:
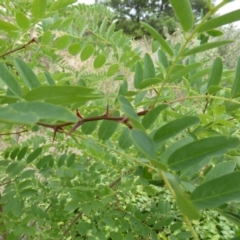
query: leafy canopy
0 0 240 239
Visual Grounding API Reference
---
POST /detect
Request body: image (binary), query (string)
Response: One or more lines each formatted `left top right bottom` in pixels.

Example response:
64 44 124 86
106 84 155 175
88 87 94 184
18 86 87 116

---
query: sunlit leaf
139 78 162 89
198 9 240 33
68 43 81 55
107 64 119 77
134 62 144 89
32 0 47 19
93 54 106 68
54 35 70 50
14 58 41 90
141 22 174 57
169 63 202 82
207 57 223 94
183 40 233 57
143 53 155 79
231 56 240 98
81 44 95 61
0 63 22 97
170 0 194 32
15 12 30 29
0 19 19 32
49 0 77 11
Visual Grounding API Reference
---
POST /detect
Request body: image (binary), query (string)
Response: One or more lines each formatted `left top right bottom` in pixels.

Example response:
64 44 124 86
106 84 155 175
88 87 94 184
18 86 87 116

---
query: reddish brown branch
0 129 28 136
0 38 38 58
0 177 19 186
37 106 154 140
63 211 83 236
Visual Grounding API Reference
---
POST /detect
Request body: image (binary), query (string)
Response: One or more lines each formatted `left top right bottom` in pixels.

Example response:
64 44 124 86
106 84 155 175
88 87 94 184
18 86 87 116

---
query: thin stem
152 1 228 107
158 170 199 240
0 38 37 58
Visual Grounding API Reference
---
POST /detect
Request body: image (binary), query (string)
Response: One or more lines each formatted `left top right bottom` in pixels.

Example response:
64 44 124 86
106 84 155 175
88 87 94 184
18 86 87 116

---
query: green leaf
0 19 19 32
204 161 236 183
98 112 119 140
6 162 19 174
41 30 52 45
107 64 119 77
93 54 106 69
64 200 79 212
153 116 200 143
131 129 156 160
183 40 233 57
99 17 108 35
15 12 30 29
207 57 223 94
188 68 211 83
231 56 240 98
191 171 240 209
118 127 133 149
0 63 22 97
139 78 163 89
54 35 70 50
141 22 174 57
158 49 169 69
20 188 38 197
36 155 52 169
169 0 194 32
17 147 28 161
82 111 99 135
167 136 239 171
142 104 168 129
0 102 78 123
143 53 155 79
49 0 77 11
12 199 24 217
26 147 42 164
67 154 76 167
58 154 67 167
24 85 100 102
134 62 144 89
80 44 95 61
198 9 240 33
169 63 202 82
14 58 41 89
0 106 37 125
169 178 200 219
118 96 143 130
10 148 20 160
68 43 81 55
44 72 55 85
32 0 47 19
207 29 223 37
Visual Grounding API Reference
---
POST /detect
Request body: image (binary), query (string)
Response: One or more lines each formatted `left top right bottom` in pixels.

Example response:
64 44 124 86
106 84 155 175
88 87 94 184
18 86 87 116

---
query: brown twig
0 129 28 136
37 106 152 140
203 93 209 114
0 38 38 58
0 177 19 186
63 211 83 236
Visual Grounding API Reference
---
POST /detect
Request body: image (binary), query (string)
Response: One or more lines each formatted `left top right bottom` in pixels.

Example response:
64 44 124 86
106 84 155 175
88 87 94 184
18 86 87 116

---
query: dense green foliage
100 0 211 38
1 0 240 239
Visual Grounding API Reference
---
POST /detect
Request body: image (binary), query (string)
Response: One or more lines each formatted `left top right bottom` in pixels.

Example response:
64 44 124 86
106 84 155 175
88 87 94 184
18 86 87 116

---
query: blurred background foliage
99 0 212 38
